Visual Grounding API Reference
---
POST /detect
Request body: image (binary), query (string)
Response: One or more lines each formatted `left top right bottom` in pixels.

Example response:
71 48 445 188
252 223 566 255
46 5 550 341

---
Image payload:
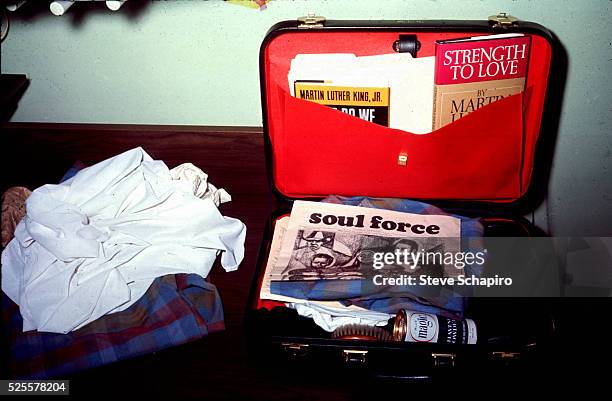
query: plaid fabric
2 274 224 379
271 196 485 318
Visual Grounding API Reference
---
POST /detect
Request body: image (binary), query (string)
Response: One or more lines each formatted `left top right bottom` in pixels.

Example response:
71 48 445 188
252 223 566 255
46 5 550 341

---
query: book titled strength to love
432 33 531 130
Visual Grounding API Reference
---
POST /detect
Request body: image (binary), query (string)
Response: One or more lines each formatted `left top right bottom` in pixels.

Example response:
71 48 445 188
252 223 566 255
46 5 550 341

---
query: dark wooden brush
331 324 393 341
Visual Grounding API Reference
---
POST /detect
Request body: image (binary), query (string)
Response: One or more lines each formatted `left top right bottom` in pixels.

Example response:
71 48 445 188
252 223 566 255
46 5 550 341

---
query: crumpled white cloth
287 302 392 332
1 147 246 334
169 163 232 206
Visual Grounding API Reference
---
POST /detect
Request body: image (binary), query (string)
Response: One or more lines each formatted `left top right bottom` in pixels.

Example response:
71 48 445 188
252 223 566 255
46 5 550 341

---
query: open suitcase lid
259 14 561 214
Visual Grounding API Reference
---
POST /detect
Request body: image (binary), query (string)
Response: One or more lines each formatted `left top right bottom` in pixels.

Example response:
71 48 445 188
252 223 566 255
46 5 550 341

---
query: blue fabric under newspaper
270 196 485 318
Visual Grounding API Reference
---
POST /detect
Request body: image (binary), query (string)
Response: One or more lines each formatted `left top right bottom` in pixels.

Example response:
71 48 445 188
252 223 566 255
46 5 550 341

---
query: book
432 34 531 130
294 81 391 126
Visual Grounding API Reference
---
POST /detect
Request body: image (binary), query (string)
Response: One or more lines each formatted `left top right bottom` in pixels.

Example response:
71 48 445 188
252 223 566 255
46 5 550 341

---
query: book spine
431 83 439 131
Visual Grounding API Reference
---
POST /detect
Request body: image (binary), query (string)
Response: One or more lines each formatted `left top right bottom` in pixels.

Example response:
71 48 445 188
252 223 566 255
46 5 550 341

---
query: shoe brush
331 324 393 342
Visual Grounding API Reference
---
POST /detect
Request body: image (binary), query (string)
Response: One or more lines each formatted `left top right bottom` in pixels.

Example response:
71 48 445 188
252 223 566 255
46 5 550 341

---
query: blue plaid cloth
271 196 485 318
2 274 224 379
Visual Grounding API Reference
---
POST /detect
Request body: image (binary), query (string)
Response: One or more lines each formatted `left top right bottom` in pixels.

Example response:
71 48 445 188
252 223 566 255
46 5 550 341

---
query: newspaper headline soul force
308 213 441 235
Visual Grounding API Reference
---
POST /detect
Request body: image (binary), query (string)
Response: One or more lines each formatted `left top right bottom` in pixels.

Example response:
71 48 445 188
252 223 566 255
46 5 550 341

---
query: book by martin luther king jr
432 34 531 130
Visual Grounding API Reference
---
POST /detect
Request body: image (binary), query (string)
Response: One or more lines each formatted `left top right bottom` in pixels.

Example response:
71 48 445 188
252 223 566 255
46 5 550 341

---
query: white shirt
1 147 246 334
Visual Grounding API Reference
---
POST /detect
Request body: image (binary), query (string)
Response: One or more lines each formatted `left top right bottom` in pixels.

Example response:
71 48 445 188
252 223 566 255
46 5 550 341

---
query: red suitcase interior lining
263 30 552 201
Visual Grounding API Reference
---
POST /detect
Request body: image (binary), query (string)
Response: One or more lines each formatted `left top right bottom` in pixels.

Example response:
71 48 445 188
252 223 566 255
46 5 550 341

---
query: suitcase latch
431 352 456 368
297 13 326 29
282 342 309 359
342 349 369 367
488 12 519 29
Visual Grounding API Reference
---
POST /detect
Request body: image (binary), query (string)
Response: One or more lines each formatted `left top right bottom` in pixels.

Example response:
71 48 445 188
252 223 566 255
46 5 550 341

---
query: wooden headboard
0 123 267 196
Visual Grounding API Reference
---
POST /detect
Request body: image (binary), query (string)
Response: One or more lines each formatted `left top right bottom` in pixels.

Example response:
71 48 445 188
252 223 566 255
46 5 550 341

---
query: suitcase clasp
282 342 310 359
431 352 456 368
342 349 369 367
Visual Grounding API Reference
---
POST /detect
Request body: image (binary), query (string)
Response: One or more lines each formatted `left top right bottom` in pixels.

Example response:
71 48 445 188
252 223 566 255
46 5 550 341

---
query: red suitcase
247 13 565 384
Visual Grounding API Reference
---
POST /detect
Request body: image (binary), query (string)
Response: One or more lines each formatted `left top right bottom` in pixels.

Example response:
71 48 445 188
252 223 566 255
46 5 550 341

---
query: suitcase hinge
431 352 456 368
488 12 519 29
297 13 326 29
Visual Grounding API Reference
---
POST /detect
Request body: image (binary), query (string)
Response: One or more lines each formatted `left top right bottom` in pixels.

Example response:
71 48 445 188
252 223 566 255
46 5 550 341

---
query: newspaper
267 201 461 286
259 215 391 331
